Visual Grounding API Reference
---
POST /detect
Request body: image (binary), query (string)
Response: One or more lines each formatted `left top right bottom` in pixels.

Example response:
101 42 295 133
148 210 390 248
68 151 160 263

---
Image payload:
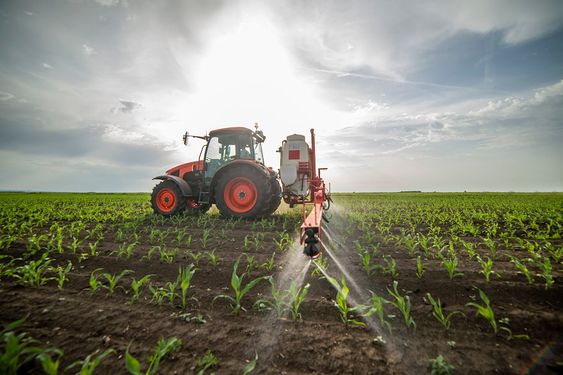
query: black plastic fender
152 175 193 197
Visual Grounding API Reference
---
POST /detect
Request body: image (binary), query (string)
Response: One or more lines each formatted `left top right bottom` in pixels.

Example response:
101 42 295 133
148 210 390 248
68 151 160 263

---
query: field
0 192 561 374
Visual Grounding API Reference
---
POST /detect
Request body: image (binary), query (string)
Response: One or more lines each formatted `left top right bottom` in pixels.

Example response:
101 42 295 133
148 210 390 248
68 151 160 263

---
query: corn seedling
325 275 367 326
188 251 204 266
252 233 264 252
466 288 510 336
510 256 534 284
149 285 167 305
88 268 104 293
477 256 498 282
359 250 376 276
441 256 463 279
242 352 258 375
387 281 416 330
195 350 219 375
311 256 329 278
130 274 154 303
1 317 61 375
36 351 63 375
101 269 133 294
260 252 276 272
415 255 425 279
88 240 100 256
55 261 72 289
287 281 310 321
125 336 182 375
205 249 220 266
201 229 211 249
429 355 454 375
365 292 392 334
426 293 463 330
13 254 55 287
253 277 288 318
538 258 554 289
244 253 255 273
178 264 196 309
66 348 115 375
381 255 398 279
213 259 268 315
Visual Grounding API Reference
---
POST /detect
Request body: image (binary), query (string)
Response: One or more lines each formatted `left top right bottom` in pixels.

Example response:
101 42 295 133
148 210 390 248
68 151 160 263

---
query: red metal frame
293 129 330 257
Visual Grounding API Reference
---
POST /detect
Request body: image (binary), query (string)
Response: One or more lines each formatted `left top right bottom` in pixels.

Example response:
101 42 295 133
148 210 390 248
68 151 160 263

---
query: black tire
151 180 186 216
214 165 271 219
262 178 282 216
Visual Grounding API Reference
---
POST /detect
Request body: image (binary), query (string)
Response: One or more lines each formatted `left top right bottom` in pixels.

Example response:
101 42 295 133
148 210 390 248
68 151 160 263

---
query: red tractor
151 126 281 218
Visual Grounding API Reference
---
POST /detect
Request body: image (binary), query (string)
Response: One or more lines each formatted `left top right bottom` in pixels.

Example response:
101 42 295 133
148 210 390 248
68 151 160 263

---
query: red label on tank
288 150 300 160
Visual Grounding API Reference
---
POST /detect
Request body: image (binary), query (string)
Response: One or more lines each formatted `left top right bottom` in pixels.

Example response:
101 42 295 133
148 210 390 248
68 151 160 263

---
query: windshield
253 139 264 164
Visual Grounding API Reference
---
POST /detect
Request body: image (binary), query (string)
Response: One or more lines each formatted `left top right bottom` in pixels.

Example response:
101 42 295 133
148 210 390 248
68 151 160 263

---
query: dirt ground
1 206 562 374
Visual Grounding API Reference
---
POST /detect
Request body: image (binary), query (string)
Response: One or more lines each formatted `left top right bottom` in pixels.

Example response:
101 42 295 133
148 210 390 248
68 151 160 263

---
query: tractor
151 126 281 218
151 125 331 258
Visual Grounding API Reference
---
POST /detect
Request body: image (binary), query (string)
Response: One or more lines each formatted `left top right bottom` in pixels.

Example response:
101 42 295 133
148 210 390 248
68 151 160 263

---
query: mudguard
152 175 193 197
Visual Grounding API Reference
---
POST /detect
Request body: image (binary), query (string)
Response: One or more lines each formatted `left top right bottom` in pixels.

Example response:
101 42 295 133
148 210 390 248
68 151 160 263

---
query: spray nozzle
303 228 320 258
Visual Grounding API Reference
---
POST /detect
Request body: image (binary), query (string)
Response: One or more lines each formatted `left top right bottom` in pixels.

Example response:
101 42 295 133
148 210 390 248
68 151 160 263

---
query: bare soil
1 210 562 374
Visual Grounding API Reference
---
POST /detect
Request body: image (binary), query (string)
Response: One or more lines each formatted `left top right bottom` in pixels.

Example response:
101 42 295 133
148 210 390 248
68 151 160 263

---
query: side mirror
183 131 189 146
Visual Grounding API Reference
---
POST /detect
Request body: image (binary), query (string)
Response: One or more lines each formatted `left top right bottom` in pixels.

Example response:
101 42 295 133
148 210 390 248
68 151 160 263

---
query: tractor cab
203 127 265 181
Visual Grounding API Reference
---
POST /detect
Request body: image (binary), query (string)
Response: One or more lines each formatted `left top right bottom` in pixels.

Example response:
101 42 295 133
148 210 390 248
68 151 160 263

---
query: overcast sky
1 0 562 192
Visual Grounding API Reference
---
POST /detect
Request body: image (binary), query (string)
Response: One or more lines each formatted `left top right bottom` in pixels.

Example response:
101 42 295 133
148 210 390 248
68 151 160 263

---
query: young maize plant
273 231 290 252
260 252 276 272
509 256 534 284
537 258 554 290
65 348 116 375
425 293 463 330
213 259 269 315
88 268 104 293
130 274 154 303
429 355 455 375
476 256 499 282
101 269 133 295
311 256 329 278
55 261 73 289
466 288 511 336
13 253 55 287
125 337 182 375
387 281 416 330
201 229 211 249
242 352 258 375
205 249 220 266
253 277 288 317
188 251 204 266
359 250 377 276
1 317 61 375
195 350 219 375
365 292 392 334
415 256 425 279
381 255 398 279
441 255 463 279
252 233 264 252
178 264 197 309
325 275 367 326
287 281 310 321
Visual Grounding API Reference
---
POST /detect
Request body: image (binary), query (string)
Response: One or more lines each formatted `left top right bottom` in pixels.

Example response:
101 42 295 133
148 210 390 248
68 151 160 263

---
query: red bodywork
166 160 204 178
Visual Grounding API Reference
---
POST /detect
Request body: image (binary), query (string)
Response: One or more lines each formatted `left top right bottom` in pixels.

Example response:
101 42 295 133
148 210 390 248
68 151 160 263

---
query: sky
0 0 562 192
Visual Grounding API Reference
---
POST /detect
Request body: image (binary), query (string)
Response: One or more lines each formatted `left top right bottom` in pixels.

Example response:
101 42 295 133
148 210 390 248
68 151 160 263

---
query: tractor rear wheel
151 180 185 216
215 166 270 219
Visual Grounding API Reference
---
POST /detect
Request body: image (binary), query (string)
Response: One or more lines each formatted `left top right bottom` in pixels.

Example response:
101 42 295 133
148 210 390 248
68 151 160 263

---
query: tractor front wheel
215 167 270 219
151 180 185 216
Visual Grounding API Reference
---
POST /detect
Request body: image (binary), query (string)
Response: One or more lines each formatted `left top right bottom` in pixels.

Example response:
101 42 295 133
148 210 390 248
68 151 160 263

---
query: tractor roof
209 127 253 137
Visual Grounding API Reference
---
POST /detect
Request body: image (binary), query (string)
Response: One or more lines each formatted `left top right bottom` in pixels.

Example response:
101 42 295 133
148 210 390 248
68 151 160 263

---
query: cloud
41 63 53 69
323 80 563 160
0 91 14 101
270 0 563 80
113 99 141 113
82 43 96 56
93 0 127 7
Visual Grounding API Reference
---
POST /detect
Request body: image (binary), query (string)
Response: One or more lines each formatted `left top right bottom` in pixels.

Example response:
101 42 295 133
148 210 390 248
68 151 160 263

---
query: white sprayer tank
279 134 310 197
